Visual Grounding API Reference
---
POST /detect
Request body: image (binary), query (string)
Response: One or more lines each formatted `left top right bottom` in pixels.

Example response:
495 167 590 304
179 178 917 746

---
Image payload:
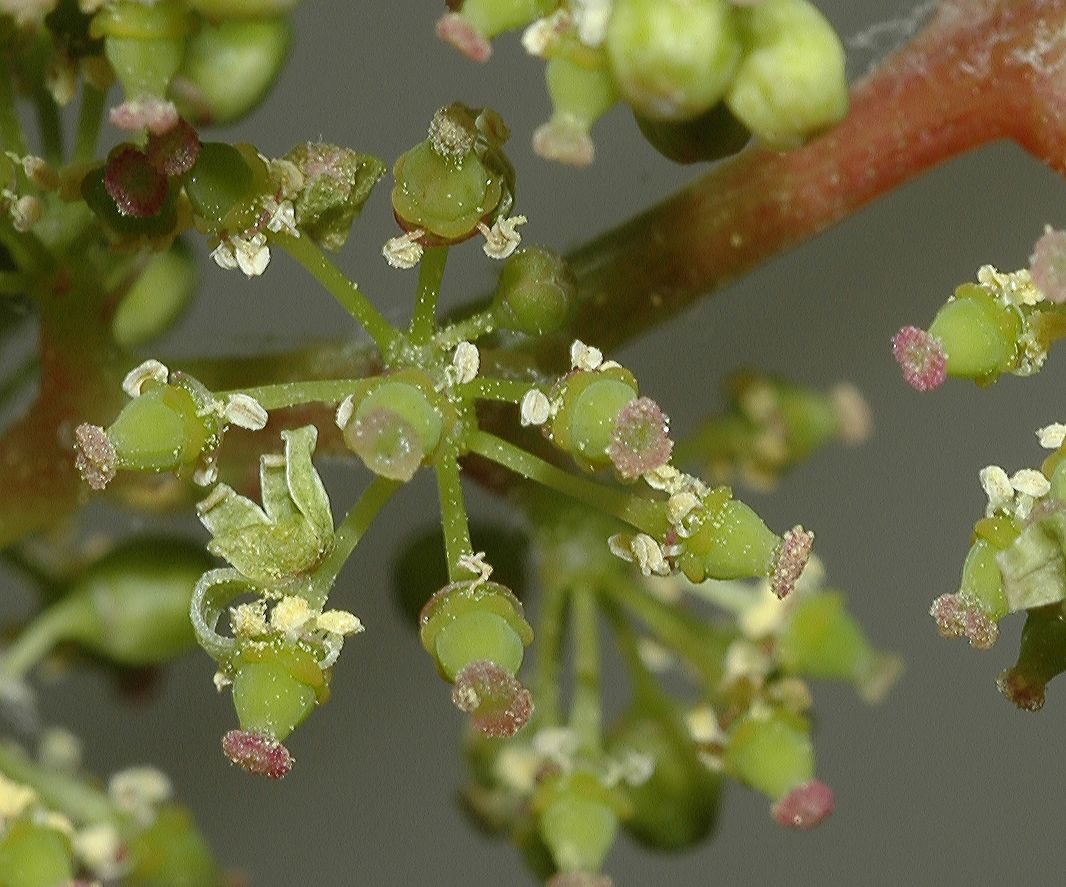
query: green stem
530 578 568 728
0 271 28 294
432 308 497 350
466 430 666 537
217 378 374 412
600 597 671 710
272 232 400 355
31 85 62 166
410 246 448 345
604 575 733 687
0 63 26 155
435 452 474 583
312 476 401 606
73 84 106 164
0 602 83 680
0 742 115 825
570 585 602 755
460 377 532 404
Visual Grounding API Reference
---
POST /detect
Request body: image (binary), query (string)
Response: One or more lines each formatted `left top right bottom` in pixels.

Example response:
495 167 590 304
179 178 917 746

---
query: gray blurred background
9 1 1066 884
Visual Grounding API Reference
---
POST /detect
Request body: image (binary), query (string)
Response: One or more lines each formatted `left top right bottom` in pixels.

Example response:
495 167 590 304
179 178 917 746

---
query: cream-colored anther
520 389 550 426
1037 423 1066 449
569 339 603 371
316 610 364 635
1011 468 1050 498
479 214 526 259
383 229 425 269
122 359 169 397
224 393 269 430
452 342 480 384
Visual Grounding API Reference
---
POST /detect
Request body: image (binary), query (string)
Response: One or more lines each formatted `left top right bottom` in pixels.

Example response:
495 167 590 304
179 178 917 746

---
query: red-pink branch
4 0 1066 547
563 0 1066 351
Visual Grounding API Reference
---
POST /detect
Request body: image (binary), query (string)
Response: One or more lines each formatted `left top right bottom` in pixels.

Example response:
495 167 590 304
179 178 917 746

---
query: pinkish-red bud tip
436 13 491 63
892 326 946 392
771 525 814 600
930 593 998 650
771 780 834 830
996 668 1045 712
222 729 293 780
147 118 201 177
1030 227 1066 303
608 396 673 481
452 660 533 738
104 145 168 218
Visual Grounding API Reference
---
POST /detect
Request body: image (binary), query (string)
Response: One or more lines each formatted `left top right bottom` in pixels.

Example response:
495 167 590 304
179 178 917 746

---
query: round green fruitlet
184 0 302 19
544 48 617 132
959 538 1008 620
606 0 741 122
635 101 750 165
684 498 779 581
231 642 328 741
457 0 555 39
113 239 198 348
492 247 574 336
93 2 193 99
126 805 221 887
538 778 619 876
419 580 532 682
434 609 525 681
181 142 256 231
354 380 444 460
174 18 292 126
608 711 720 850
726 0 848 149
549 368 639 469
928 284 1020 381
391 140 503 243
106 381 209 473
0 821 74 887
54 536 213 666
777 591 872 682
725 709 813 801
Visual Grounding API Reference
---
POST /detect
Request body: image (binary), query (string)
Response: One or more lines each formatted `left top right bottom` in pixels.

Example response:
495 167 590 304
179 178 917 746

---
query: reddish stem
562 0 1066 351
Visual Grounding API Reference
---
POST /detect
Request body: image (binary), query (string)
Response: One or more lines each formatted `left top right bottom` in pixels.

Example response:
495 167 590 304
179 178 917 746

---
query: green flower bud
112 239 197 348
926 283 1021 382
0 537 212 679
491 247 574 336
534 46 617 167
679 492 814 595
536 773 620 877
437 0 555 62
91 1 194 100
184 0 302 18
340 372 450 482
997 602 1066 711
777 591 902 702
606 0 740 122
182 142 266 232
126 805 222 887
231 640 329 741
724 708 812 802
281 143 384 250
634 102 750 165
391 111 506 243
726 0 848 149
103 379 214 474
172 18 291 126
198 426 334 586
0 821 74 887
608 710 720 850
419 580 533 682
549 367 639 471
931 538 1009 650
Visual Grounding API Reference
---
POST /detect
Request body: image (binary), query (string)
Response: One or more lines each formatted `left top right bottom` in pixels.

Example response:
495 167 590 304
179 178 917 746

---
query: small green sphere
434 610 525 681
492 247 574 336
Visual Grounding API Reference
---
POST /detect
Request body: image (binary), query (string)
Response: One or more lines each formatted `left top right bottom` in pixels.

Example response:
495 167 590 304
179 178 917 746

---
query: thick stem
554 0 1066 354
530 577 568 728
